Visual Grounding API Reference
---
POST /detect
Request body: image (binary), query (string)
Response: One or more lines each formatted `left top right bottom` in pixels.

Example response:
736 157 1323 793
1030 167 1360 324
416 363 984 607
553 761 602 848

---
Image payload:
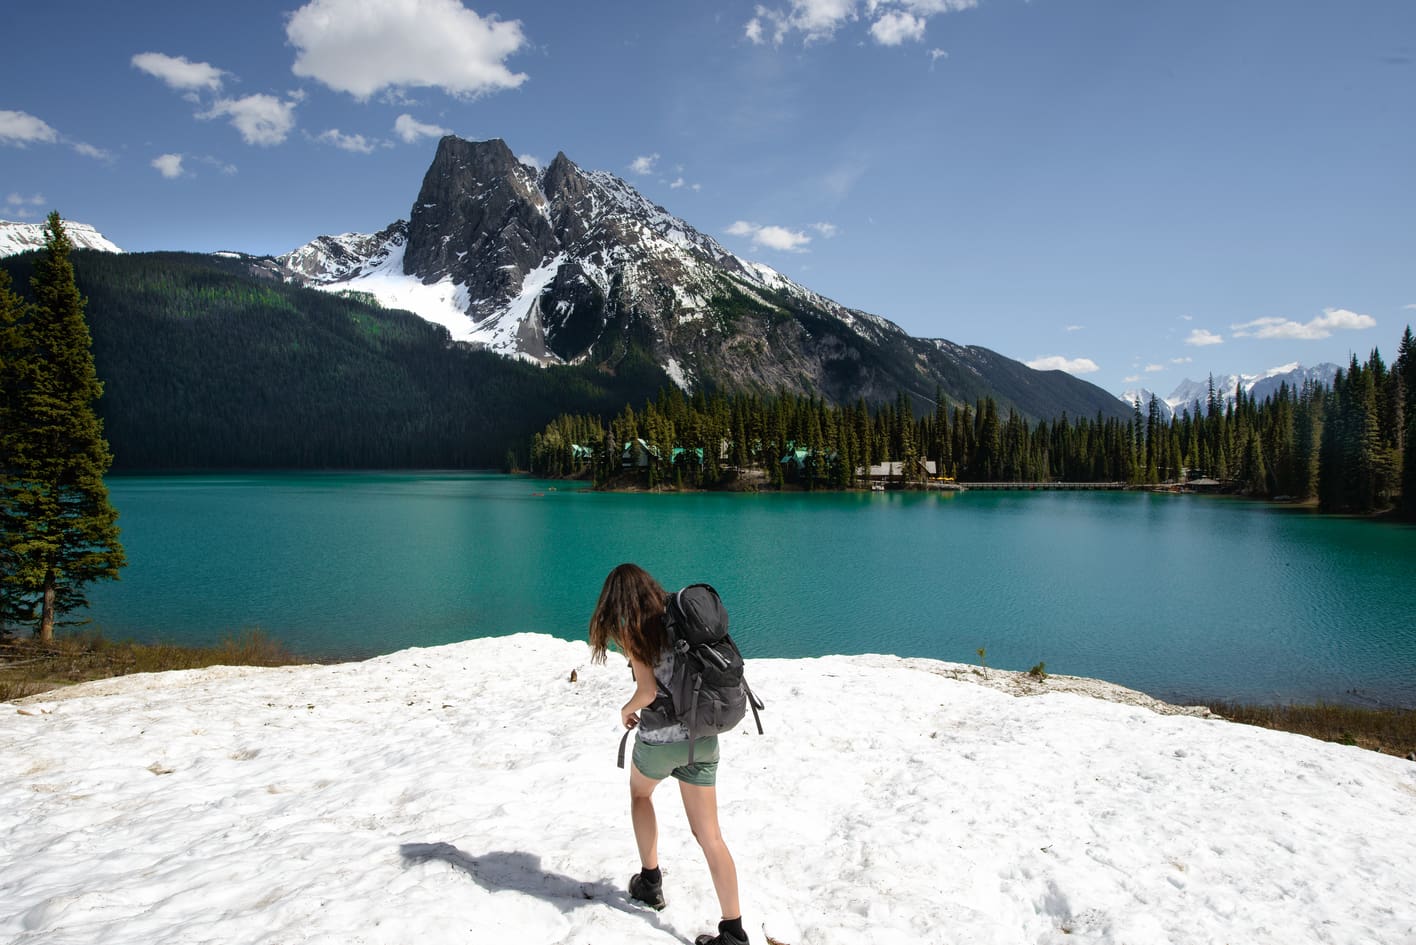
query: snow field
2 634 1414 945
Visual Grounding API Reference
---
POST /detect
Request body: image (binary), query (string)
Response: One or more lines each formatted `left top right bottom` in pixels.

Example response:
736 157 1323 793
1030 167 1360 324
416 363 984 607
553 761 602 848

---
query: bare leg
679 781 740 920
629 764 661 870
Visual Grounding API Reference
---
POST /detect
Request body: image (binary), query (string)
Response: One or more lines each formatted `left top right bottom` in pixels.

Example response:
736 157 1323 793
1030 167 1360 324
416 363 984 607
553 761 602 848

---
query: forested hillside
0 251 666 470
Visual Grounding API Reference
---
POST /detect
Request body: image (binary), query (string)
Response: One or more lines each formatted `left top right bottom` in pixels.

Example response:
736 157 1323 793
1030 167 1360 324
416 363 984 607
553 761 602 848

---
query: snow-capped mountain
267 136 1127 420
1119 389 1175 423
0 219 123 258
1121 363 1341 418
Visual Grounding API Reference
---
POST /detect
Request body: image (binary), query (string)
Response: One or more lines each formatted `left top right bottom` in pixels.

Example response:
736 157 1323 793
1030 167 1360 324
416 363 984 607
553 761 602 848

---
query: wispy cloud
0 110 109 160
1065 324 1084 332
1123 375 1141 384
810 222 839 237
131 52 225 91
151 153 185 179
315 129 380 154
746 0 976 48
287 0 527 100
1170 356 1193 364
928 48 948 69
726 220 813 252
394 114 450 144
518 153 543 170
1185 329 1224 347
1144 364 1164 373
870 11 926 45
1025 355 1100 375
1230 308 1376 341
1179 314 1194 321
4 192 46 219
201 95 298 146
0 110 59 147
629 153 659 175
1402 303 1416 311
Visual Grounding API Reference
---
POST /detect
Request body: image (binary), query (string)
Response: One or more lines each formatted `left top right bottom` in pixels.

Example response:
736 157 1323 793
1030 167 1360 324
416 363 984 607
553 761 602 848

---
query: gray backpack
617 584 765 767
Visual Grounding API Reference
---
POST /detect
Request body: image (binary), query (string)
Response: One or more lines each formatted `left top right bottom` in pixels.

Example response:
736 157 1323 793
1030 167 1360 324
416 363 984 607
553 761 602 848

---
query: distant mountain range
1120 362 1341 422
0 219 122 257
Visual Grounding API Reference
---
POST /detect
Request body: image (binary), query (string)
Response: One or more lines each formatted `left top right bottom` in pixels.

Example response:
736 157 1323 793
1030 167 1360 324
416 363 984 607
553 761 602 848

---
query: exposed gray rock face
272 136 1130 421
404 138 556 320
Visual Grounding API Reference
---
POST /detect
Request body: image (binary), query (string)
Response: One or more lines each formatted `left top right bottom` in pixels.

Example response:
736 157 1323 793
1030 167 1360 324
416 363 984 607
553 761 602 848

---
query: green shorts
632 735 720 786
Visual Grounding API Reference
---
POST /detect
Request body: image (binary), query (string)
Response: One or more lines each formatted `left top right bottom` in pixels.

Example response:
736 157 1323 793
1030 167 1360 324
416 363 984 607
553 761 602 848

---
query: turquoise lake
86 472 1416 708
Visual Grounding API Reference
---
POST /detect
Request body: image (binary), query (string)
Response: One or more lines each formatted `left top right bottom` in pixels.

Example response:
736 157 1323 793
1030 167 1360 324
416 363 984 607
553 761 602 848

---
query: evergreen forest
0 251 667 470
530 331 1416 516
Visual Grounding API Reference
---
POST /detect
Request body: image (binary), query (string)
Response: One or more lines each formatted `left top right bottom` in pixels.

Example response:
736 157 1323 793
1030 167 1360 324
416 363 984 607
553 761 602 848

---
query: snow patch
2 634 1414 945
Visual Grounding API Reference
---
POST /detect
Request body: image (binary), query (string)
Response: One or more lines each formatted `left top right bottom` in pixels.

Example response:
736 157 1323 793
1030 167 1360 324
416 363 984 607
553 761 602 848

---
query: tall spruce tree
1399 326 1415 518
0 213 125 641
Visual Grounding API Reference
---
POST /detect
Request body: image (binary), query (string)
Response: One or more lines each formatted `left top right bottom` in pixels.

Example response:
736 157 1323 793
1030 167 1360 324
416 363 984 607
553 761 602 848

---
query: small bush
1028 661 1048 680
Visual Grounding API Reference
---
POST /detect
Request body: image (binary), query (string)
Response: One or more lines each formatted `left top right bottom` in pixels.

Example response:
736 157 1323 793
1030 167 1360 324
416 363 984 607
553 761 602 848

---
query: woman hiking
589 563 751 945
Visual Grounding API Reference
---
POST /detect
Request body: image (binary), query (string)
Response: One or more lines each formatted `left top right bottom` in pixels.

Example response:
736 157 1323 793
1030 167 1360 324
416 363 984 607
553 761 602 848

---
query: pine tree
1398 326 1415 518
0 214 126 640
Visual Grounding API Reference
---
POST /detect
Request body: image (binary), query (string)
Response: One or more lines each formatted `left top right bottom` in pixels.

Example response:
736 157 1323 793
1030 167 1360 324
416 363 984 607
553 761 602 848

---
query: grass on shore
1203 700 1416 759
0 629 304 702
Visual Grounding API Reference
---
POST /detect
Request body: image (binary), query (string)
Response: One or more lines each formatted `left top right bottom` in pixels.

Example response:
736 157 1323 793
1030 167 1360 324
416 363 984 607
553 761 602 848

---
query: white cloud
1185 329 1224 347
518 153 543 170
1230 308 1377 341
201 95 298 146
315 129 378 154
1025 355 1100 375
152 153 185 179
1144 364 1165 373
1065 324 1083 332
394 113 450 144
287 0 528 100
928 47 948 68
71 142 111 160
726 220 813 252
746 0 857 46
1179 314 1194 321
629 153 659 175
131 52 225 91
748 0 973 47
669 177 686 189
1170 356 1193 364
810 222 839 237
0 110 59 147
870 11 926 45
1123 375 1141 384
1403 303 1416 311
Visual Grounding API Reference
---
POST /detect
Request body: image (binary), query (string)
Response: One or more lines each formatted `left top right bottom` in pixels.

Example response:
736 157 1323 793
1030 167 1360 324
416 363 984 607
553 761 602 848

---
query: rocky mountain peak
404 136 556 310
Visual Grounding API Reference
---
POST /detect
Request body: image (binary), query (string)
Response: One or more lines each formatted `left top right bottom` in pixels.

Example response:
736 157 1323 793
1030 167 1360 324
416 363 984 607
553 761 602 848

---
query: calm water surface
88 473 1416 708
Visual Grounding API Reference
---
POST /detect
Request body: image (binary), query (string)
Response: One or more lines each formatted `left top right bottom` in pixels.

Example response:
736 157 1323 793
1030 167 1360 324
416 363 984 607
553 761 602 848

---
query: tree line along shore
529 343 1416 518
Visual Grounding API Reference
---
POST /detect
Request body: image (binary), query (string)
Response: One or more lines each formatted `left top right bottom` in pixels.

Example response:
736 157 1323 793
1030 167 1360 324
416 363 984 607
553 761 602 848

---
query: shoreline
6 631 1412 758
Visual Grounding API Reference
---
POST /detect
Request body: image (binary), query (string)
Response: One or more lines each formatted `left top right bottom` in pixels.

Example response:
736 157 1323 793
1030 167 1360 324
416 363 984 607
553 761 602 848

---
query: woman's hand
621 703 640 730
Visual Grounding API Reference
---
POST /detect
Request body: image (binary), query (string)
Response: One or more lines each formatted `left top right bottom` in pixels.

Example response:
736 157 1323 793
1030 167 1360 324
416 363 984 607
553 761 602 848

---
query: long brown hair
589 563 668 666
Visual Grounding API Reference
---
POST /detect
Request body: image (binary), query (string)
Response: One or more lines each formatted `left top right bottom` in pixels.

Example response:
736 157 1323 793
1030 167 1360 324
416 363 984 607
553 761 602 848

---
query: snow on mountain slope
0 219 122 257
1159 363 1340 415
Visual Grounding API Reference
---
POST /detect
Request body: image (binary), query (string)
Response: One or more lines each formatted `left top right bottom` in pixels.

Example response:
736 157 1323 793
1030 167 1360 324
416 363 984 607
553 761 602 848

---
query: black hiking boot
695 918 749 945
628 869 665 910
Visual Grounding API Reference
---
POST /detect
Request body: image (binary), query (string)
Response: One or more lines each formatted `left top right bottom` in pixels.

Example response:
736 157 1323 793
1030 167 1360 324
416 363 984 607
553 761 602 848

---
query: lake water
85 473 1416 708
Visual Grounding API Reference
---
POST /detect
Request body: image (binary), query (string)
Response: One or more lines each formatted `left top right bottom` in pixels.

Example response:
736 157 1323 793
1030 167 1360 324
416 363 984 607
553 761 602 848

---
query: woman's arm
621 656 659 729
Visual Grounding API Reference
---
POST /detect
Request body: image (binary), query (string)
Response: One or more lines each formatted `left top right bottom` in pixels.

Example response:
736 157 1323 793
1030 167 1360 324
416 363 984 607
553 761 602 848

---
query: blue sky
3 0 1412 395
